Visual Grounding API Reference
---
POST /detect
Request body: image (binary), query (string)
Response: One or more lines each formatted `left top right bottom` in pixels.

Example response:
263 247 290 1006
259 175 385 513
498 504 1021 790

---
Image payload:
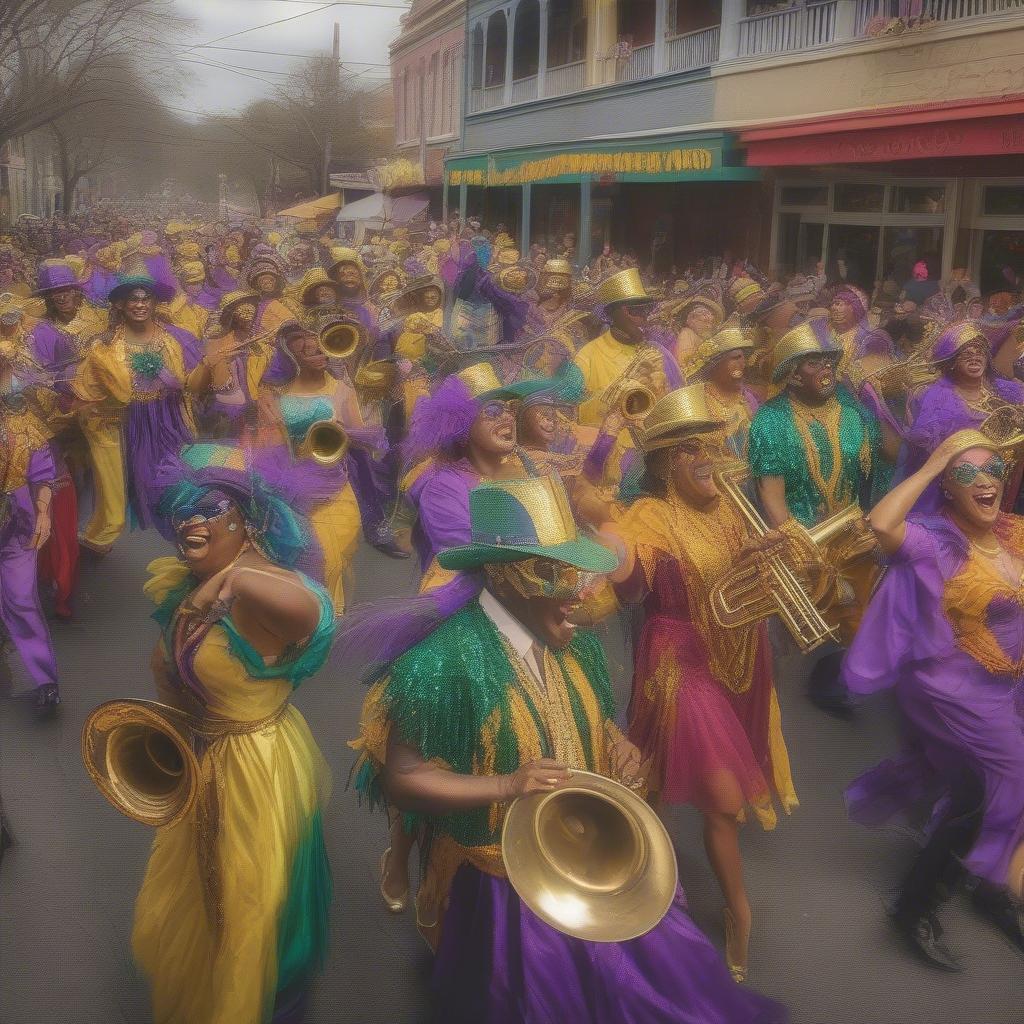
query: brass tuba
709 461 878 653
82 699 200 828
318 318 365 360
296 419 349 465
501 770 677 942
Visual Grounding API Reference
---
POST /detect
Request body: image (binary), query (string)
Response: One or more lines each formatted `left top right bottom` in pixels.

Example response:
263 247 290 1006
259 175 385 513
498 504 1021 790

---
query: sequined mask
485 557 591 601
949 456 1007 487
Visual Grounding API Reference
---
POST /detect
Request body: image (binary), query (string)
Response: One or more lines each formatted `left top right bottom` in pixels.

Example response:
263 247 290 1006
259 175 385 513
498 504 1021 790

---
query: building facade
441 0 1024 287
391 0 467 211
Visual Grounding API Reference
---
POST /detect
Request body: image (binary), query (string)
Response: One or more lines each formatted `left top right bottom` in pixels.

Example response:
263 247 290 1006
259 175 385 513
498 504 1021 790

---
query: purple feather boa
402 374 477 468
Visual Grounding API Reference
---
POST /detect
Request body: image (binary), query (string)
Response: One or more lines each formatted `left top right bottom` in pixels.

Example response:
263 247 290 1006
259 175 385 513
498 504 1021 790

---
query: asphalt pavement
0 532 1020 1023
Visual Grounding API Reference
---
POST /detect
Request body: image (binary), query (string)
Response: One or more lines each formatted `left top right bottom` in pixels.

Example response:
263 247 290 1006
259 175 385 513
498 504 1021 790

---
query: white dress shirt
479 588 546 687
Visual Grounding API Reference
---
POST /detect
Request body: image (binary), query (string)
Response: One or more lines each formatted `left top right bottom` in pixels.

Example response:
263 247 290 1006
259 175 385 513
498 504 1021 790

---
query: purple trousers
433 865 788 1024
0 487 58 689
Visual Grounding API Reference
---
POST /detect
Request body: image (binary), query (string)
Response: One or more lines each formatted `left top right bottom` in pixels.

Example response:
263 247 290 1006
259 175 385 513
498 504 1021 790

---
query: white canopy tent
334 192 429 243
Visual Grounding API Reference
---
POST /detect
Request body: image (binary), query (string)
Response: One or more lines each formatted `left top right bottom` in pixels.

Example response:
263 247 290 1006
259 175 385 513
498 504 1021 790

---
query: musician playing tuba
103 443 337 1024
589 385 802 983
349 474 787 1023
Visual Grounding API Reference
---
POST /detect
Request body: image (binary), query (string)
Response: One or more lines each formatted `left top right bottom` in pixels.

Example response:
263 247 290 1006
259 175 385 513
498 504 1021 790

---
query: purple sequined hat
932 321 988 363
32 259 83 296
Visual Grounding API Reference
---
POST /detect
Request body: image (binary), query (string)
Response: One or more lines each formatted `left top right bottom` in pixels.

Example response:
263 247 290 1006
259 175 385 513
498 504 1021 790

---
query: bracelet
211 378 239 395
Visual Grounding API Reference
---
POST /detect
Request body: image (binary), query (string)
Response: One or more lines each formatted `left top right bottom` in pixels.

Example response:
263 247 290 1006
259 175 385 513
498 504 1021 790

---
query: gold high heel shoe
723 907 750 984
379 847 409 914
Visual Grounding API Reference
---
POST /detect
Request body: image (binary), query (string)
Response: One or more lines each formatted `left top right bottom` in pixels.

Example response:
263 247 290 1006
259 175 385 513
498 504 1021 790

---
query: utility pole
322 20 340 195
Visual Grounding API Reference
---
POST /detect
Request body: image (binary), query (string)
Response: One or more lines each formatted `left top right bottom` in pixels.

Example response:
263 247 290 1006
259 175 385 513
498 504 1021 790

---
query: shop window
983 186 1024 217
890 185 945 214
776 213 824 277
881 225 943 287
827 224 880 292
780 185 827 207
833 183 885 214
979 230 1024 295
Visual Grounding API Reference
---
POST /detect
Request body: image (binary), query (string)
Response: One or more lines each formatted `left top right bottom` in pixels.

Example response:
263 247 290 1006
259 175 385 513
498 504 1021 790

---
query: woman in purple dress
897 321 1024 510
844 427 1024 971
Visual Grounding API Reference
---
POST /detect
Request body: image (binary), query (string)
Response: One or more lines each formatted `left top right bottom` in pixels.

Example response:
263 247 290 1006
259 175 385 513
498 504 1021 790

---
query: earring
227 522 238 532
941 487 953 500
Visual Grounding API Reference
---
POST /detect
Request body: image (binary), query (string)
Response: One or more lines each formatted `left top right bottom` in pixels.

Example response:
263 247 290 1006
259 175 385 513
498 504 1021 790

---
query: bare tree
0 0 186 146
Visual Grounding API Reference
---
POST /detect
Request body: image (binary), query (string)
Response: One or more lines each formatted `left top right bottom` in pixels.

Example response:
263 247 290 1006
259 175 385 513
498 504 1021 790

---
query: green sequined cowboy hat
455 362 557 403
437 475 618 573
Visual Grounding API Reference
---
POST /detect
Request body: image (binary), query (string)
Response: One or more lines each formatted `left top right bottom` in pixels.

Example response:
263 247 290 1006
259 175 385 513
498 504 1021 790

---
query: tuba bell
296 419 349 465
318 318 365 360
81 699 200 828
501 770 677 942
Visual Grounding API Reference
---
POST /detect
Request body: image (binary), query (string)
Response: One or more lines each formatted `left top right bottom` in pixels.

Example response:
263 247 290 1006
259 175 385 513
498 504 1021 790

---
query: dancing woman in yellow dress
134 443 335 1024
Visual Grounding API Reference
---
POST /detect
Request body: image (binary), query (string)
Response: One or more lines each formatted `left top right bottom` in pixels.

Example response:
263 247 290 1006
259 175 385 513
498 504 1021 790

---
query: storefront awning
277 193 344 218
446 133 759 187
740 95 1024 167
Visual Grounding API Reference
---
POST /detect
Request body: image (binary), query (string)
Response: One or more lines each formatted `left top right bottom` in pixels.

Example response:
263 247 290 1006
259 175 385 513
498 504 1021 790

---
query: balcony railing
666 24 721 72
546 59 587 96
738 1 838 57
464 1 1024 115
615 42 655 82
511 74 539 103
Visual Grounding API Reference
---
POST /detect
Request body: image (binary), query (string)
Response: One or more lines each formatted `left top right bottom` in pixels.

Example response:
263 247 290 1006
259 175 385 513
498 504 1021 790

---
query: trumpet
710 461 877 653
318 318 365 360
82 699 200 828
296 419 349 465
618 384 655 421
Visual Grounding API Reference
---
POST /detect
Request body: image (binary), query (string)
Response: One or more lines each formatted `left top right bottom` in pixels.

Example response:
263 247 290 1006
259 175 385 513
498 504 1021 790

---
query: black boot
807 650 854 719
33 682 61 713
972 880 1024 955
889 906 963 972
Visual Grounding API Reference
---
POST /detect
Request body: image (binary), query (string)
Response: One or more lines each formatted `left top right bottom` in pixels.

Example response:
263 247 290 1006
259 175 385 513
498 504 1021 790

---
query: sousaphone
501 770 677 942
82 699 200 828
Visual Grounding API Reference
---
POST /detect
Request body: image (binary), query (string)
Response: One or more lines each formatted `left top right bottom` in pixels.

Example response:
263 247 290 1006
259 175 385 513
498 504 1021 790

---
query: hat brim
108 277 176 303
771 349 840 384
482 377 564 403
32 281 84 297
436 533 619 573
641 419 727 453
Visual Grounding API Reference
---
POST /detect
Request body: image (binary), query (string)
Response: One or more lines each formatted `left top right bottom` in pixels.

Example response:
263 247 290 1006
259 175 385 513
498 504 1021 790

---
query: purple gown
844 516 1024 887
406 460 476 571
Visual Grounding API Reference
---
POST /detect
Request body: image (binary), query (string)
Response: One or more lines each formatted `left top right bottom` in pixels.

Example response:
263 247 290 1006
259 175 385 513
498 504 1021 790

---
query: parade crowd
2 202 1024 1023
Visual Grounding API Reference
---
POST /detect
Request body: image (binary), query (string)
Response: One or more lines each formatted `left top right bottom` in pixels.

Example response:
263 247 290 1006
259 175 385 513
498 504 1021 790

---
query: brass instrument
597 345 664 413
82 699 200 828
980 402 1024 448
618 384 655 422
296 419 349 465
710 461 878 653
318 319 365 360
353 359 399 402
501 770 677 942
860 350 937 399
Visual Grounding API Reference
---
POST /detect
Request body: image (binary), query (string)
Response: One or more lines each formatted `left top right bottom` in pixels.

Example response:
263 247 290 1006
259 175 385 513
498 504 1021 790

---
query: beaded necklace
789 393 847 510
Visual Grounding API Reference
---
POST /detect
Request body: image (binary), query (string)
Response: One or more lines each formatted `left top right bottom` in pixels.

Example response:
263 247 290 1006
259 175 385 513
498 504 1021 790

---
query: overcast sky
171 0 405 117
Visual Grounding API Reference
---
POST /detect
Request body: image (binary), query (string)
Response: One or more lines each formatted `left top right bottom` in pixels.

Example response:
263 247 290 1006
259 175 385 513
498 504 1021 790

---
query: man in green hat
352 474 787 1023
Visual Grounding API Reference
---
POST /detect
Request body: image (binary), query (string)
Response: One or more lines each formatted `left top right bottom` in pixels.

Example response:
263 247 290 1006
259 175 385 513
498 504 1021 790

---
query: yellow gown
133 558 335 1024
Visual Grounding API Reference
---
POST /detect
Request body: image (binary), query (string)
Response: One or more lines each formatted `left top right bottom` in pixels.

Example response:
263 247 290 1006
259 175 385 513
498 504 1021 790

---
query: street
0 531 1020 1024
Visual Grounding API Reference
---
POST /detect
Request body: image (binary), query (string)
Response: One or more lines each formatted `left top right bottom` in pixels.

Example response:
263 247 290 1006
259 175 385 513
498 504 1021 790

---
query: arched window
471 23 485 88
485 10 508 87
547 0 586 67
512 0 540 81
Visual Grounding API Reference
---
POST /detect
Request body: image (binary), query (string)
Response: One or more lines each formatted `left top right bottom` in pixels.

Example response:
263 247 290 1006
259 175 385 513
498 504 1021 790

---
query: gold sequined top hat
436 474 618 572
684 324 756 382
327 246 364 272
298 267 340 305
638 384 726 453
770 317 840 383
455 361 512 399
216 289 260 328
541 257 573 281
594 268 652 309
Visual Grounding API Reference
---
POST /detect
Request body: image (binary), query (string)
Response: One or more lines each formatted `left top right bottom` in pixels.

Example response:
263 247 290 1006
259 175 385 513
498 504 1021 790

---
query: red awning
739 94 1024 167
